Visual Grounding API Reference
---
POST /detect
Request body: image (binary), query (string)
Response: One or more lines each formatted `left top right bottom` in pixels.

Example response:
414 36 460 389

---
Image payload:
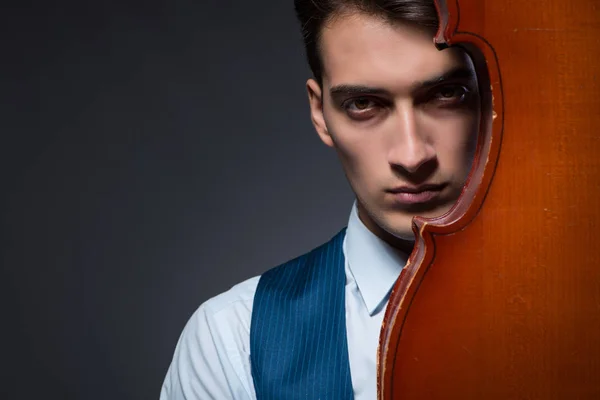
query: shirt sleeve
160 295 256 400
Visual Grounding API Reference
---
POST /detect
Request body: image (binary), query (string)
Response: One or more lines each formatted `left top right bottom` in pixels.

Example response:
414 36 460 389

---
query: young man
161 0 480 398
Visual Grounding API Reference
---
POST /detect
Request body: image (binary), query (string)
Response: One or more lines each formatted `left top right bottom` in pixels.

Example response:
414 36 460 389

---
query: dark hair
293 0 439 84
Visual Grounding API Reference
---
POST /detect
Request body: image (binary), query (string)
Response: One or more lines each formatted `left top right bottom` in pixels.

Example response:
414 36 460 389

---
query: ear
306 78 334 148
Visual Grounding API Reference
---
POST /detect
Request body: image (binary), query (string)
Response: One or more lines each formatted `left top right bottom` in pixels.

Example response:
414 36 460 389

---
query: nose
387 105 436 174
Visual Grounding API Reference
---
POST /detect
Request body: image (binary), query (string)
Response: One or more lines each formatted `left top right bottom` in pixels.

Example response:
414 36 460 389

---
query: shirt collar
344 201 409 315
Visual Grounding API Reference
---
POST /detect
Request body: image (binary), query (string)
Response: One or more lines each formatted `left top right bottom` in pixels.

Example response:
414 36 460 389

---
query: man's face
307 11 480 243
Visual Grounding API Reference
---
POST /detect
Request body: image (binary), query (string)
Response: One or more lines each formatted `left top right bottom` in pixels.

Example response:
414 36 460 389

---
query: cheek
434 118 479 175
336 141 378 180
329 127 387 188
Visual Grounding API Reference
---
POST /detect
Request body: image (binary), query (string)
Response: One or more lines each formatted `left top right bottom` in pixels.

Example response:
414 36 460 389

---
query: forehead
319 12 470 88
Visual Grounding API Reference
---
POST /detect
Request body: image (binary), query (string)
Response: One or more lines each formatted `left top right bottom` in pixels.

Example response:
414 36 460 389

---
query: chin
387 227 416 241
378 215 417 242
358 200 421 242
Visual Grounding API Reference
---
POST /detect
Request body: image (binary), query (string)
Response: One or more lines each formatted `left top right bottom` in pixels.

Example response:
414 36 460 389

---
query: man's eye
341 97 383 121
432 85 470 104
344 97 377 111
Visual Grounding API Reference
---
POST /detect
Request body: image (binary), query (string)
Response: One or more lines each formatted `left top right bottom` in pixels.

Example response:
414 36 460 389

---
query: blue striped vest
250 229 353 399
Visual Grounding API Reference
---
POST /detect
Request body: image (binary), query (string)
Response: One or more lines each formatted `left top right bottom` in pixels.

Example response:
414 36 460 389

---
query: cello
378 0 600 398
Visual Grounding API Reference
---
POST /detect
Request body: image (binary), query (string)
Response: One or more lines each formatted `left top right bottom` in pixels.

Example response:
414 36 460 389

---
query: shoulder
161 275 261 399
202 275 260 317
187 229 347 335
193 275 261 347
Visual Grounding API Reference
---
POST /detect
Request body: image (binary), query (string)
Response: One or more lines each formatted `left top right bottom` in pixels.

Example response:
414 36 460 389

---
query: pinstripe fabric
250 229 353 400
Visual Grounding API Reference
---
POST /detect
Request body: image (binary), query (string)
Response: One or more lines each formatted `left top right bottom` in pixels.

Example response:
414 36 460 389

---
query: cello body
378 0 600 398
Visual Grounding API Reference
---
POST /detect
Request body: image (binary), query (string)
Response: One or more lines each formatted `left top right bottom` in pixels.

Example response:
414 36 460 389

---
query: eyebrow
329 66 476 98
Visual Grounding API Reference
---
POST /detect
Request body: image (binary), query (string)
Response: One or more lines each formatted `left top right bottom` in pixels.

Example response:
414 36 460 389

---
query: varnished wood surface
379 0 600 398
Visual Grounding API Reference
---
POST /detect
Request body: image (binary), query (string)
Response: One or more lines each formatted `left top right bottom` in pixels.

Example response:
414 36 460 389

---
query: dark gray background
1 1 353 399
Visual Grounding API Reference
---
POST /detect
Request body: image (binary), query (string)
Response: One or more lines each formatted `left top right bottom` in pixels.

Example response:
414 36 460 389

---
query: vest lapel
250 229 353 399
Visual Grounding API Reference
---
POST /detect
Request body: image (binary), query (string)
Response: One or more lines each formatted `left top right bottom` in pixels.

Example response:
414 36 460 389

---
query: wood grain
379 0 600 398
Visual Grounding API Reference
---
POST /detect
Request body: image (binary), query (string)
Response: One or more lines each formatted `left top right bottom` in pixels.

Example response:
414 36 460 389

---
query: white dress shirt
160 202 407 399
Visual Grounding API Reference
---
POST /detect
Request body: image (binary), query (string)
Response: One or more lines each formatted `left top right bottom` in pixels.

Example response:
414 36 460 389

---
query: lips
387 184 446 206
